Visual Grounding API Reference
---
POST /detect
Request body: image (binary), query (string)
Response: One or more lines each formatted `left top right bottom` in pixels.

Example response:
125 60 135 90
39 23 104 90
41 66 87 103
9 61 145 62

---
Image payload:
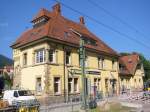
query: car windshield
18 90 32 96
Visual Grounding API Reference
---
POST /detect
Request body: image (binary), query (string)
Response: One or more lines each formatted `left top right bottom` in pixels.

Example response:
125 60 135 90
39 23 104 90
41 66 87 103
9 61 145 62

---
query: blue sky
0 0 150 59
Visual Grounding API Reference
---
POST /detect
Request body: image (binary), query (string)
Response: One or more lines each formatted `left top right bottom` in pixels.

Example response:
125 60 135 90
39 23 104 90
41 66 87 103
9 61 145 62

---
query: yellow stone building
119 53 145 93
11 3 144 99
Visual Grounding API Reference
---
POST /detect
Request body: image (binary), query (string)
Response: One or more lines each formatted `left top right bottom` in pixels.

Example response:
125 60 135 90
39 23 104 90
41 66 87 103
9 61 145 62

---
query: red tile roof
119 54 140 75
11 3 118 57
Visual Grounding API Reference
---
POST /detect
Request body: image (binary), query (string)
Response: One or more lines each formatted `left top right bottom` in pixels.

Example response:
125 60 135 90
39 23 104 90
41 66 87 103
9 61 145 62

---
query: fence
39 95 81 112
38 91 105 112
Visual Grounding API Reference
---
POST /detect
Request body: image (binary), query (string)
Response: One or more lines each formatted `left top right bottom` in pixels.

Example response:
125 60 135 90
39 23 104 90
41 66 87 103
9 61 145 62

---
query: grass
71 102 136 112
89 102 136 112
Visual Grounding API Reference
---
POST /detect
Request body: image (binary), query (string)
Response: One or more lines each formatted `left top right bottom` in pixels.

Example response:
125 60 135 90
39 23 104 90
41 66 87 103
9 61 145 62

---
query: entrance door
85 78 88 96
111 79 116 95
105 79 109 93
36 77 42 95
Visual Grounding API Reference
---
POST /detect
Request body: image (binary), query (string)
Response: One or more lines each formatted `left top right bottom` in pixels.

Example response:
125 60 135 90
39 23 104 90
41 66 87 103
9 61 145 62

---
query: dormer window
128 59 132 63
84 38 97 46
32 16 49 28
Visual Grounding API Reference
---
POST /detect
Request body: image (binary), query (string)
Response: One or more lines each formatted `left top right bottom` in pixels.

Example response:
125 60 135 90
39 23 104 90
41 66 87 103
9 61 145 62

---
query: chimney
79 16 85 25
52 3 61 15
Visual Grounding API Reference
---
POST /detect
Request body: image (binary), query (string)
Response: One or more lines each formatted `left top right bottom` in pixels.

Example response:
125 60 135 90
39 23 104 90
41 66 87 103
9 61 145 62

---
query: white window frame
98 57 104 69
85 56 88 67
112 60 115 70
49 49 56 63
68 78 73 93
66 51 71 65
74 78 79 93
54 77 61 95
23 53 27 66
35 49 45 64
68 78 79 94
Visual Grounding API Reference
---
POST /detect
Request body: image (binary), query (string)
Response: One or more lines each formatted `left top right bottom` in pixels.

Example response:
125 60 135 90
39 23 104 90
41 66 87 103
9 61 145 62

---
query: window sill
32 62 46 66
22 65 28 68
48 62 59 66
66 64 73 67
111 70 117 72
98 68 106 71
68 92 80 95
54 93 61 96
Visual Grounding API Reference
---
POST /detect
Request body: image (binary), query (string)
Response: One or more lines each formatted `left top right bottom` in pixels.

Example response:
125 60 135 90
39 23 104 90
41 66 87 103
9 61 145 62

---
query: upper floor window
85 56 88 67
66 51 71 65
49 49 56 63
112 60 115 70
35 49 45 63
33 17 49 28
137 64 141 70
98 57 104 69
23 53 27 65
84 38 97 46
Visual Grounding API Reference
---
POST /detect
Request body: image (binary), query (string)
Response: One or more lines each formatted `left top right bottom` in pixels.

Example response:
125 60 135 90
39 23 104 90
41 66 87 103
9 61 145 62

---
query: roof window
33 16 49 28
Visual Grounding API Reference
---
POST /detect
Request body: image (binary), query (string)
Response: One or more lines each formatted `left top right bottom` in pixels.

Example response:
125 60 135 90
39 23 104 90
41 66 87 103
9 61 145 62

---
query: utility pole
69 28 87 110
79 37 87 110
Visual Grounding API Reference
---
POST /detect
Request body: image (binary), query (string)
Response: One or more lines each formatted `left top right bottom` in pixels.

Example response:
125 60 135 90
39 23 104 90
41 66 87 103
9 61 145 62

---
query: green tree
3 72 12 89
139 54 150 82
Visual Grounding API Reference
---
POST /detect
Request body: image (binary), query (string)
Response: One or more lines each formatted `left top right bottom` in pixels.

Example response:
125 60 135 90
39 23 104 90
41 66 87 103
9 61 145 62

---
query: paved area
40 102 81 112
119 91 150 112
39 92 150 112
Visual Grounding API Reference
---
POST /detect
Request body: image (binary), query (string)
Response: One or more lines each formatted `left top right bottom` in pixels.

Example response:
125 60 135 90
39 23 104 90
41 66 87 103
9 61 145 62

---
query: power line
87 0 150 41
53 0 150 50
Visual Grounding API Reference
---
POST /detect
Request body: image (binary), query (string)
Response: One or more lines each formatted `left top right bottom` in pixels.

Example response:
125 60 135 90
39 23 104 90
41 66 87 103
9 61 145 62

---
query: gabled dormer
31 8 50 28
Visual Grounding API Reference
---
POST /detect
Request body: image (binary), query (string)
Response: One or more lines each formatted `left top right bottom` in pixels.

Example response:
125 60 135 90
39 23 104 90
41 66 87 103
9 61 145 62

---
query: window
68 78 79 93
49 49 56 63
23 53 27 65
35 49 45 63
85 56 88 67
54 77 61 94
66 51 71 65
98 57 104 69
33 17 49 28
18 90 32 96
105 79 108 92
94 78 97 86
68 78 73 93
84 38 96 46
14 91 18 97
74 78 78 92
112 60 115 70
94 78 101 90
98 79 101 89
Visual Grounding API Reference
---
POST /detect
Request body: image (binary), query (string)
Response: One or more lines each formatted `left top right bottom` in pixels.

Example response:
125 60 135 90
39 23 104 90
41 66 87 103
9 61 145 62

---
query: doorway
36 77 42 95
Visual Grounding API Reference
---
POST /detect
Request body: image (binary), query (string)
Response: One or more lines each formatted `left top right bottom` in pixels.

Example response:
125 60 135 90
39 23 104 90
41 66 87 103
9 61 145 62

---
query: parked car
2 90 40 111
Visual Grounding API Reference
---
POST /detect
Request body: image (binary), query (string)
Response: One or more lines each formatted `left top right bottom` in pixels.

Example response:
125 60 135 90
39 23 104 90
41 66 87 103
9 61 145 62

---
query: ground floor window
68 78 79 93
105 79 109 93
94 78 101 91
134 79 137 88
68 78 73 93
74 78 78 92
54 77 61 95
